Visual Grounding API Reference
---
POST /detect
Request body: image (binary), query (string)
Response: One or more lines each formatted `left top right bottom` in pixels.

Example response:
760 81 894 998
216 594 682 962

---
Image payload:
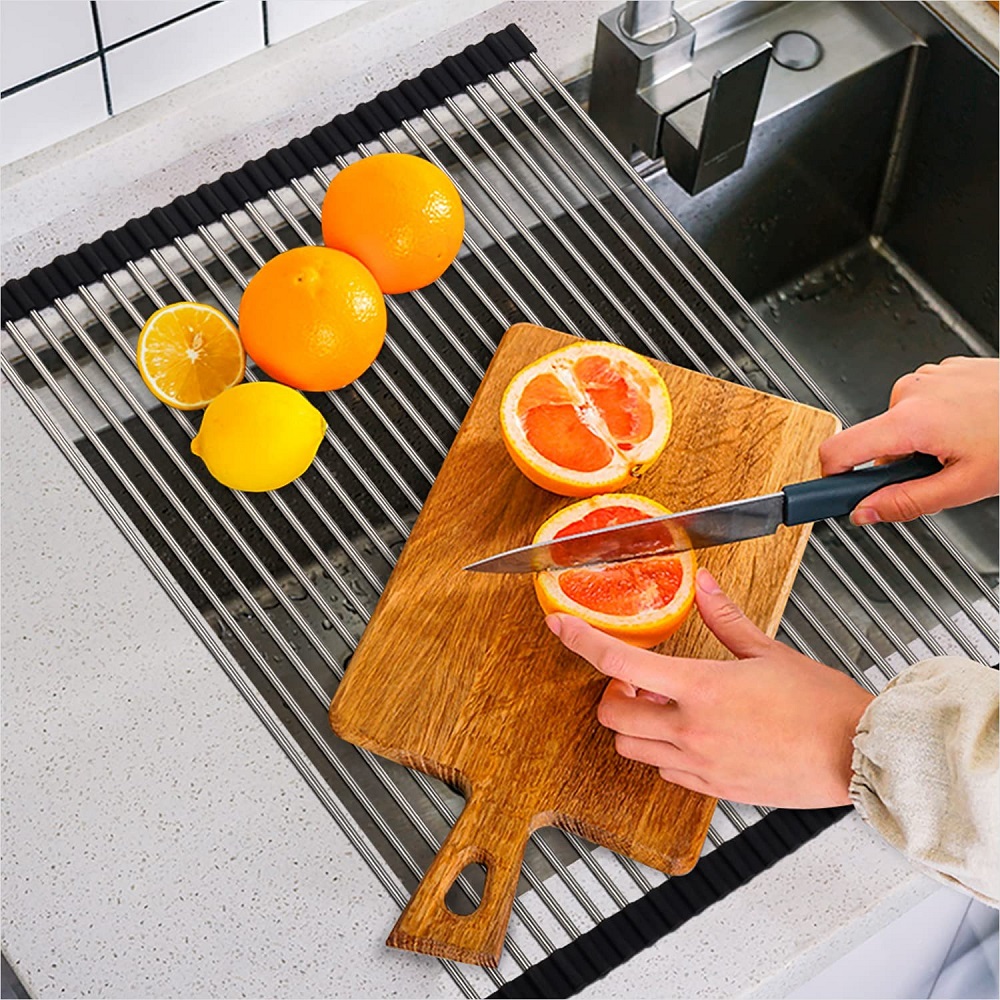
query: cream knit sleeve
850 656 999 907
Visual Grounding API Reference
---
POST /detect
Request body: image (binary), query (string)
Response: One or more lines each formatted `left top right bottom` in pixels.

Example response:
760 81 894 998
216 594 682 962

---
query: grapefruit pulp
534 494 696 648
500 341 672 497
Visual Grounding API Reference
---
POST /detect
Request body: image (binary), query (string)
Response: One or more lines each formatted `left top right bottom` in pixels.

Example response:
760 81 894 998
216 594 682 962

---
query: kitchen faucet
590 0 771 194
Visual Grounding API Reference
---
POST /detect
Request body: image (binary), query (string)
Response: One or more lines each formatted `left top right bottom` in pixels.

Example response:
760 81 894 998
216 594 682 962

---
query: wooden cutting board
329 323 839 967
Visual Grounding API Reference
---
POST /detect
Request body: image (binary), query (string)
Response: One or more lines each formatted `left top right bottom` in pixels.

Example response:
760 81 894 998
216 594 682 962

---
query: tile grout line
0 51 100 100
1 0 223 102
103 0 222 53
89 1 114 117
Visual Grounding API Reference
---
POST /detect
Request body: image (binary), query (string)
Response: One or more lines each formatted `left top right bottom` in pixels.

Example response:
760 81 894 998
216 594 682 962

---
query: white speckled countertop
1 1 958 997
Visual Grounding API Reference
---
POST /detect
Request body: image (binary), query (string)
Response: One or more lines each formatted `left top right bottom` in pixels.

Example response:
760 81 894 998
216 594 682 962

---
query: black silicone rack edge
492 806 850 998
0 23 537 326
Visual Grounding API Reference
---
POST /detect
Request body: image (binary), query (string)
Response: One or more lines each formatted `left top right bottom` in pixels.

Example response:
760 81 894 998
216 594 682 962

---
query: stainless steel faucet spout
620 0 677 43
590 1 772 195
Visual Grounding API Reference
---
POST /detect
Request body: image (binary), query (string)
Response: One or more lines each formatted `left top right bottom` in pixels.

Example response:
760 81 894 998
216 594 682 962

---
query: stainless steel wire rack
3 28 997 998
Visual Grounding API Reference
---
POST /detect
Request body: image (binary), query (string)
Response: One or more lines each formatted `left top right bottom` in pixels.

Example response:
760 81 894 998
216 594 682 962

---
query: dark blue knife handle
782 453 944 526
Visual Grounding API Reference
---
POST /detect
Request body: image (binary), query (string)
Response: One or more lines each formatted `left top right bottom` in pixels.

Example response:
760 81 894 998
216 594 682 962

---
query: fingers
549 572 770 687
601 705 711 792
612 733 713 794
657 767 715 796
614 732 686 769
546 614 698 696
598 678 680 740
636 688 673 705
611 730 718 796
818 409 916 476
888 369 925 408
849 462 965 524
694 569 772 658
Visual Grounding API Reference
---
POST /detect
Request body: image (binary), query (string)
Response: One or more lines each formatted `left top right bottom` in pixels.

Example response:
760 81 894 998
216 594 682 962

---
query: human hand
547 569 874 808
819 356 999 525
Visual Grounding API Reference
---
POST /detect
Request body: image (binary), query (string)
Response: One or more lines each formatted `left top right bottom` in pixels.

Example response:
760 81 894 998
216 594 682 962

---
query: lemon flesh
191 381 326 492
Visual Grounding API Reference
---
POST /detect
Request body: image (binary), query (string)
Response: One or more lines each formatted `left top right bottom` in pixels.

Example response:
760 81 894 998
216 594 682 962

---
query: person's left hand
546 569 875 808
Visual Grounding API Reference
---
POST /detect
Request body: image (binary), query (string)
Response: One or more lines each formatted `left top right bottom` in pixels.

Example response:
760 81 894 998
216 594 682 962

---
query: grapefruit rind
500 342 672 497
534 493 696 649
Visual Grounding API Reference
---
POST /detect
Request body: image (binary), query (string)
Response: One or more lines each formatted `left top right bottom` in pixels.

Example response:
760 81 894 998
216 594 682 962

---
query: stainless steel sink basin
628 0 998 572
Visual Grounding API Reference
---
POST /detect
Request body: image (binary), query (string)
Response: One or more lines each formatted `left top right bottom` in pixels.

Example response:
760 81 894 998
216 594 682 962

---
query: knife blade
464 453 942 574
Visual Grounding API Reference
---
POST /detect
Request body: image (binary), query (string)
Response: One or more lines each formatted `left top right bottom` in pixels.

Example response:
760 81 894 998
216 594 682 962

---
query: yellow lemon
191 381 326 492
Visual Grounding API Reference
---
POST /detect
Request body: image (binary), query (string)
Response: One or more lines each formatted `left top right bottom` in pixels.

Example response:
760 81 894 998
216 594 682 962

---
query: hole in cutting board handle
444 862 488 915
387 796 530 966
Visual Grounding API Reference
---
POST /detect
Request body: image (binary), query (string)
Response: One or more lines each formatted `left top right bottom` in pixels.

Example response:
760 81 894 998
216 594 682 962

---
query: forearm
850 656 1000 906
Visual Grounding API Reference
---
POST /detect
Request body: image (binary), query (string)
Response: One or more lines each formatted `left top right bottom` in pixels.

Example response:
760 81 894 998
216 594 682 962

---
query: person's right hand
818 357 999 525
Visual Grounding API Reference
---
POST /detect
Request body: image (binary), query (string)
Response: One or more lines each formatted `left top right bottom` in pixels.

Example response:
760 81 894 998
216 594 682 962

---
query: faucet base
590 1 770 195
589 5 696 161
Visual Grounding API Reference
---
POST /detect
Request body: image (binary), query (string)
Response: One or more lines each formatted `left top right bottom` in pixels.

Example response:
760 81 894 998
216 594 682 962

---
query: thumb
849 463 964 524
695 569 773 658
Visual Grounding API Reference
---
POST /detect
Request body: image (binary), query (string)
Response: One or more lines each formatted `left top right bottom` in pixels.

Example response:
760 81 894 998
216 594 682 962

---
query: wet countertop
1 1 954 996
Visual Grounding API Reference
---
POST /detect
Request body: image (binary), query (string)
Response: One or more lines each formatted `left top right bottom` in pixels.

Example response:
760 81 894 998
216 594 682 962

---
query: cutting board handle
386 794 529 968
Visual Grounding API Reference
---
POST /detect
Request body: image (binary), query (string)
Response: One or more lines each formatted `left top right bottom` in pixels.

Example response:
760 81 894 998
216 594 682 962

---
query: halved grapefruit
534 494 696 649
500 341 672 497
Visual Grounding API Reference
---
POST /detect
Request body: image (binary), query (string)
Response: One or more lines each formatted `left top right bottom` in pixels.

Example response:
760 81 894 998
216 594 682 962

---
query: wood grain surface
329 323 839 967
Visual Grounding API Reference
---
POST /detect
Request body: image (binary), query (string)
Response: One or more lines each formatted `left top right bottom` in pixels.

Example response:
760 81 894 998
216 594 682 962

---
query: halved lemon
500 341 672 497
534 493 696 649
136 301 245 410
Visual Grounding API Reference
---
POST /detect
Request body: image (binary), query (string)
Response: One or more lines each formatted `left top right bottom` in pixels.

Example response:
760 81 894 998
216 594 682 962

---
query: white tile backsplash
105 1 264 114
97 0 211 47
267 0 366 45
0 0 372 167
0 60 107 165
0 0 97 92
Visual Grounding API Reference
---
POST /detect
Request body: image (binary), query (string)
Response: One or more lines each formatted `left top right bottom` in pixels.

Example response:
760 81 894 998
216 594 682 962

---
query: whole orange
238 246 386 392
321 152 464 295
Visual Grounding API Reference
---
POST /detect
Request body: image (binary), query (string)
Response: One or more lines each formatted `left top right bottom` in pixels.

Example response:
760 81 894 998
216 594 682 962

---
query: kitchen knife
464 453 943 574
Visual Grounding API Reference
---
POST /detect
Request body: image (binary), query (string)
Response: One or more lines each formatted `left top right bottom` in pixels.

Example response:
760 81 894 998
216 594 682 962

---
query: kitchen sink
3 3 996 992
629 0 998 578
